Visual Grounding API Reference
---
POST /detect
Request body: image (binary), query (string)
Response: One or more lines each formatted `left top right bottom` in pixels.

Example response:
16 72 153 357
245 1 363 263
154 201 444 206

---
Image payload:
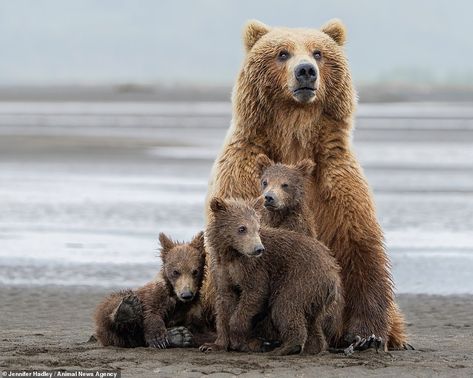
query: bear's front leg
200 270 238 352
314 152 407 350
228 283 267 352
143 312 170 349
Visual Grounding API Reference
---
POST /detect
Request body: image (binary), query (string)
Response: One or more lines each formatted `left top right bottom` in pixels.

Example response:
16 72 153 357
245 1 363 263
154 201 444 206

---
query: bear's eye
238 226 247 234
192 269 199 277
277 50 290 61
313 50 322 60
281 183 289 189
262 179 268 187
172 269 180 277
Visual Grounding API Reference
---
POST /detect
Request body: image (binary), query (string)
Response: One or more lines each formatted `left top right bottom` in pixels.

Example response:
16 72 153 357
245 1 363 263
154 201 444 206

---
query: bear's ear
295 158 316 177
190 231 205 254
209 197 227 213
159 232 175 260
255 153 274 177
321 18 346 46
243 20 270 52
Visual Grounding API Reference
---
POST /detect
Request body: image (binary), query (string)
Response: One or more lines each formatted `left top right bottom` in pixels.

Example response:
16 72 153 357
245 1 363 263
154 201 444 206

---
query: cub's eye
313 50 322 60
172 269 180 277
277 50 290 61
262 179 268 187
192 269 199 277
281 183 289 188
238 226 247 234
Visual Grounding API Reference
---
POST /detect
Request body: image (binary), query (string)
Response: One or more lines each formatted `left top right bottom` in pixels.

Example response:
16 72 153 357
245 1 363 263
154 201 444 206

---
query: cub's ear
252 196 264 212
243 19 270 52
255 153 274 177
321 18 346 46
190 231 205 254
159 232 175 260
209 197 227 213
295 158 316 177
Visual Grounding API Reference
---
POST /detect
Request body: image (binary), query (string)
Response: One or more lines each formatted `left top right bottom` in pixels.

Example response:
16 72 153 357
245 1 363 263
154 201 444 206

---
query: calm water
1 101 472 294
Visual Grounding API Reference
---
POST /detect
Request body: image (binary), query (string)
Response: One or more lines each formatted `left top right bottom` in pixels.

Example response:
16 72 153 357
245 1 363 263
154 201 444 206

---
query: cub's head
158 231 205 303
240 19 353 117
256 154 315 212
208 197 265 258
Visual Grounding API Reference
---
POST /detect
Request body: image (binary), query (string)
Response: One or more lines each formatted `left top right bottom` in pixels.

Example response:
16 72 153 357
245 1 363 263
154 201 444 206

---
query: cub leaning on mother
204 18 408 350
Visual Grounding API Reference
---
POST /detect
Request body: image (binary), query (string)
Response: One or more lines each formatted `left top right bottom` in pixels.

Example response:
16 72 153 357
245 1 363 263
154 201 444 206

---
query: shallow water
1 101 472 294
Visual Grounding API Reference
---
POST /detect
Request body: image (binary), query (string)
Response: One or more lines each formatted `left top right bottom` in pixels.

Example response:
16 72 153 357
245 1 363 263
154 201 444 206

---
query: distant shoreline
1 83 473 103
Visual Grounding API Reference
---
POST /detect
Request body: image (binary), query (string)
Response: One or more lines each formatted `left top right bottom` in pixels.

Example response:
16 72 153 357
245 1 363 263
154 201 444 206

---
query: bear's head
256 153 315 212
158 231 205 303
237 19 354 119
207 197 265 258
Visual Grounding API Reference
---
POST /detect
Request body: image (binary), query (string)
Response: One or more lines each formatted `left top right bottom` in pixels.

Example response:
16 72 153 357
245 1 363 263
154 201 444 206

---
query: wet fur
256 154 317 237
205 198 344 355
204 19 406 348
94 232 215 348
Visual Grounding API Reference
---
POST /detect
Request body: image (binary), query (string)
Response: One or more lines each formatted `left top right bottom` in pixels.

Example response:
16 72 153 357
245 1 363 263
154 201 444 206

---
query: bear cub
94 231 213 348
201 197 343 355
256 154 317 237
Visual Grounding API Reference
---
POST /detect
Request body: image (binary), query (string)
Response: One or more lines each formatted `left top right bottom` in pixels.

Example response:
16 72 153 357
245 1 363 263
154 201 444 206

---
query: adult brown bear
204 19 407 349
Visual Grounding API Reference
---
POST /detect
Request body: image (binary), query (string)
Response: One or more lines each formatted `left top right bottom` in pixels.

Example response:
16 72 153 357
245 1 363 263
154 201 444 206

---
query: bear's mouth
293 87 316 95
263 203 279 211
292 87 316 103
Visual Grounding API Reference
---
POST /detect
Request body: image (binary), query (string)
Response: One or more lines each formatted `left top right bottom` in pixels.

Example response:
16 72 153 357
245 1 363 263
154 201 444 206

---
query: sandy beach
0 287 472 377
1 100 473 376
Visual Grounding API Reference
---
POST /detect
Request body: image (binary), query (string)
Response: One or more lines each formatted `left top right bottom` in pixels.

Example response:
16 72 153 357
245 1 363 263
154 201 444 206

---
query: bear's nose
253 246 265 256
264 194 274 204
295 63 317 84
180 291 194 301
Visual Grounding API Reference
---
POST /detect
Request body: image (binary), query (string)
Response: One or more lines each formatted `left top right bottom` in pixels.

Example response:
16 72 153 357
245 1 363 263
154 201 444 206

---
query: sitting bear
94 232 214 348
256 153 317 237
201 197 344 355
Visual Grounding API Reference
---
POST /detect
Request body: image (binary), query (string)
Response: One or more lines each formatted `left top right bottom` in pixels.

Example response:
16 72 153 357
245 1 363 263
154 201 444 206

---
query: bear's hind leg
95 290 145 347
111 292 145 347
304 313 328 355
112 293 142 324
267 309 307 356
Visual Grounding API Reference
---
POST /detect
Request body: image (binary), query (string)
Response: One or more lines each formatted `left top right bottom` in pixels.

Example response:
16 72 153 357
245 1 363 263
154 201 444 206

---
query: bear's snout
292 62 317 103
294 62 317 87
264 193 275 206
179 290 194 302
250 245 265 257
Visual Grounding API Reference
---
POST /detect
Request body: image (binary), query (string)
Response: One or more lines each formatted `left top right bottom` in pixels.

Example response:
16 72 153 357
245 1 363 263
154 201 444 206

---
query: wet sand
0 287 472 377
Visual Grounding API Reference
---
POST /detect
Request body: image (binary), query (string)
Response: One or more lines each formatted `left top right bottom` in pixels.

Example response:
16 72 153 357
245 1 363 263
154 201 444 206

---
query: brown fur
94 232 214 348
256 153 317 237
202 198 343 355
204 19 407 349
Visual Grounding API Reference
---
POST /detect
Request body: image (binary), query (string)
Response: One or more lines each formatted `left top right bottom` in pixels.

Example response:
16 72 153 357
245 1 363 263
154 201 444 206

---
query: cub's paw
261 339 281 353
146 331 169 349
344 334 384 356
199 343 225 353
112 293 142 324
166 326 193 348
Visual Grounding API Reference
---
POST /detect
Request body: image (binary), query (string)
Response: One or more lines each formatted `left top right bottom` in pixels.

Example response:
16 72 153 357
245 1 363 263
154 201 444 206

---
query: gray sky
1 0 472 86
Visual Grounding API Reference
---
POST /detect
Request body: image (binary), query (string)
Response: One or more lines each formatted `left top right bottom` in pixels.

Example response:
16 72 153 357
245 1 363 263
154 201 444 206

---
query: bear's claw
344 334 384 356
166 326 193 348
199 342 225 352
148 336 170 349
403 342 415 350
